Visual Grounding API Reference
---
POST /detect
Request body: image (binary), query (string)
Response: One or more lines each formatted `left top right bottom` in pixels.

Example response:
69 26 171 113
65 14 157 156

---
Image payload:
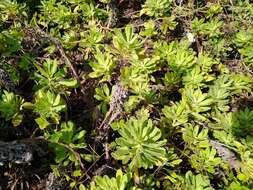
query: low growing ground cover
1 0 253 189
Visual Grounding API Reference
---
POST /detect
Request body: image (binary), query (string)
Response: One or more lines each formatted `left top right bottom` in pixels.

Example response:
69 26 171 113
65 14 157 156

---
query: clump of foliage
1 0 253 189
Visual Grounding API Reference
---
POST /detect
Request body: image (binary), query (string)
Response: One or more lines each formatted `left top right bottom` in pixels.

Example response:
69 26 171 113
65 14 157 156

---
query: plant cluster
1 0 253 189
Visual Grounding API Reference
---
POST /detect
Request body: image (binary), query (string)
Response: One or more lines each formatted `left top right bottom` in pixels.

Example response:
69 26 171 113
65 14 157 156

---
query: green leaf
79 184 87 190
73 130 86 141
73 169 82 177
58 78 78 87
36 117 49 129
0 90 24 122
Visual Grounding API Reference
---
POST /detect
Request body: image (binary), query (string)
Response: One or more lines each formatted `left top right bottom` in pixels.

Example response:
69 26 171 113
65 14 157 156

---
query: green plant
230 74 252 94
182 124 210 149
0 0 27 26
168 47 196 73
234 29 253 48
130 56 159 75
140 20 157 38
163 71 181 89
227 181 250 190
163 100 189 127
79 2 108 21
192 18 223 38
94 83 112 113
237 150 253 182
39 0 75 29
112 25 143 57
0 30 22 57
190 147 223 174
160 15 178 34
206 4 223 18
120 66 151 95
182 66 205 89
45 121 87 167
34 90 66 129
208 85 230 113
2 0 253 189
79 25 104 57
183 171 214 190
140 0 172 17
0 90 24 126
89 48 115 82
232 108 253 137
33 59 77 95
182 88 213 121
112 117 167 170
90 169 132 190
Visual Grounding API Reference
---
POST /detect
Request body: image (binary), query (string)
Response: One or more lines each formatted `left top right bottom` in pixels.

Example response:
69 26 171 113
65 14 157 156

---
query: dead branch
98 83 128 130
